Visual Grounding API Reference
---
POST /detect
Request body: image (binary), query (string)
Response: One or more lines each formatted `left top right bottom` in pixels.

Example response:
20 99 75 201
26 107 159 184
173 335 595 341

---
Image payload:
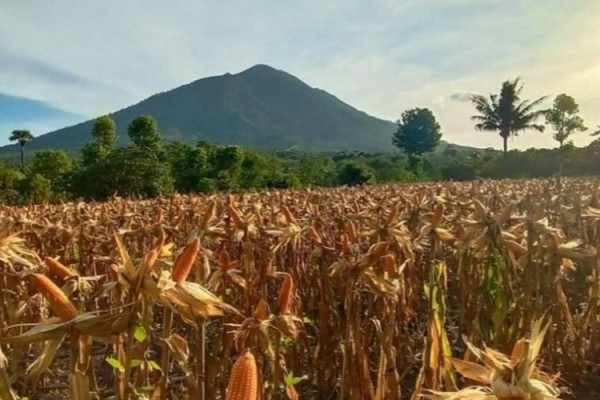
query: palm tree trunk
503 137 507 154
557 144 564 189
20 144 25 170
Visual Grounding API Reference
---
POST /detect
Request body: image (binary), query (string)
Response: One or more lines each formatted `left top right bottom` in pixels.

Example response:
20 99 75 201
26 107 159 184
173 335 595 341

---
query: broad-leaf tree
104 146 174 197
0 161 24 204
165 141 208 192
116 116 173 197
91 115 117 151
471 78 546 154
337 161 375 186
9 129 34 169
76 116 119 198
82 115 118 165
31 150 73 185
545 94 587 147
392 108 442 173
128 115 162 151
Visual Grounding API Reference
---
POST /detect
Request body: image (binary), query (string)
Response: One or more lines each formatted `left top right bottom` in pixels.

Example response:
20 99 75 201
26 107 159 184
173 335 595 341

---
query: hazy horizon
1 0 599 150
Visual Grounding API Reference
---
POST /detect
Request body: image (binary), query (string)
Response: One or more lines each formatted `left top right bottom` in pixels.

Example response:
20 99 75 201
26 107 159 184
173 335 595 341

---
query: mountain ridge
0 64 472 154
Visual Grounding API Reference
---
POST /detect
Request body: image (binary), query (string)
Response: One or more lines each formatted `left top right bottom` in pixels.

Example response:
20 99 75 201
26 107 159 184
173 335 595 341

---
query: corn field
1 178 600 399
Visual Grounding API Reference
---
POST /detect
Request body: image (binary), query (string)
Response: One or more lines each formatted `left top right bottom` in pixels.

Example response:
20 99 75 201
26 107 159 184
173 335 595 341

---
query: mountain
0 64 474 154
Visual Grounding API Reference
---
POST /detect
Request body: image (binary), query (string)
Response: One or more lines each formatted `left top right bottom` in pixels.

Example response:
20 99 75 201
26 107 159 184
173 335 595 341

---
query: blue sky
1 0 599 149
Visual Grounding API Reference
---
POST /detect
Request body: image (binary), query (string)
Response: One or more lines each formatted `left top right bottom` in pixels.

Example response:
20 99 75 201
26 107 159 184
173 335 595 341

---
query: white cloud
0 0 599 150
432 95 446 111
449 91 474 102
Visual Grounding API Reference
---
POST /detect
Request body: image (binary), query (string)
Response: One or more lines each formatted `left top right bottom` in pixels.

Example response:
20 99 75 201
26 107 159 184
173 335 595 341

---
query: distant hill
0 64 476 154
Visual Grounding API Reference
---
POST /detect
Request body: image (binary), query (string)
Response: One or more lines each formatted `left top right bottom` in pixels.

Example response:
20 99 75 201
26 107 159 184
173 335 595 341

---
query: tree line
2 77 600 204
392 78 595 159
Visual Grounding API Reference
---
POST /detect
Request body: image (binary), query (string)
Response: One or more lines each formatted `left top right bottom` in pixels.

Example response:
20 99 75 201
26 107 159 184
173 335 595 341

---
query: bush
337 162 375 186
197 178 217 194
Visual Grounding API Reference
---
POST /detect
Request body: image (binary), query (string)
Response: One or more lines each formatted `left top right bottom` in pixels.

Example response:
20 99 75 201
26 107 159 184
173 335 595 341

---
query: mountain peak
237 64 295 81
1 65 400 153
240 64 279 75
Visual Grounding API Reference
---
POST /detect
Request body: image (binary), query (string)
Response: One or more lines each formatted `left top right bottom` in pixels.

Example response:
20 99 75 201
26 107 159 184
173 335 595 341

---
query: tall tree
81 115 118 166
471 78 546 154
112 115 173 197
9 129 34 169
104 147 174 197
392 108 442 173
128 115 162 151
31 150 73 183
545 94 587 147
92 115 117 151
0 161 24 204
75 116 119 198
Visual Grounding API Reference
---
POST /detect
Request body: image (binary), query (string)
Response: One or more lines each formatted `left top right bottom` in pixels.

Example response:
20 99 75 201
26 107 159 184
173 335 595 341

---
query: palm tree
471 78 546 154
9 130 34 169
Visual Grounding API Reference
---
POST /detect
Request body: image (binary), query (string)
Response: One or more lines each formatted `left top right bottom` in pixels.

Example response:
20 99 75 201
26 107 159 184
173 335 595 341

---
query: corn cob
346 221 358 244
278 273 294 314
282 205 296 224
143 249 158 274
226 350 258 400
153 228 166 252
431 203 444 229
199 200 216 231
227 203 245 230
31 273 78 321
219 248 231 272
44 256 76 280
172 238 201 283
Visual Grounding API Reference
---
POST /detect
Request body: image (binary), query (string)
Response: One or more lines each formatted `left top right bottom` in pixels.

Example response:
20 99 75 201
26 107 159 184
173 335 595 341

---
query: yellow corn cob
431 203 444 229
346 221 358 244
200 200 216 231
153 228 166 252
226 350 258 400
227 203 245 230
219 248 231 272
282 205 296 224
44 256 76 280
172 238 201 283
278 273 294 314
31 273 78 321
143 249 158 274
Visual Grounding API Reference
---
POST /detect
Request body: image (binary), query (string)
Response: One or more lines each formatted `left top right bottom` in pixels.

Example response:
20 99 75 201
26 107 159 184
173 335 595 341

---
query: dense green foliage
393 107 442 175
337 161 375 186
545 94 587 147
2 112 600 205
1 75 599 205
392 108 442 156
